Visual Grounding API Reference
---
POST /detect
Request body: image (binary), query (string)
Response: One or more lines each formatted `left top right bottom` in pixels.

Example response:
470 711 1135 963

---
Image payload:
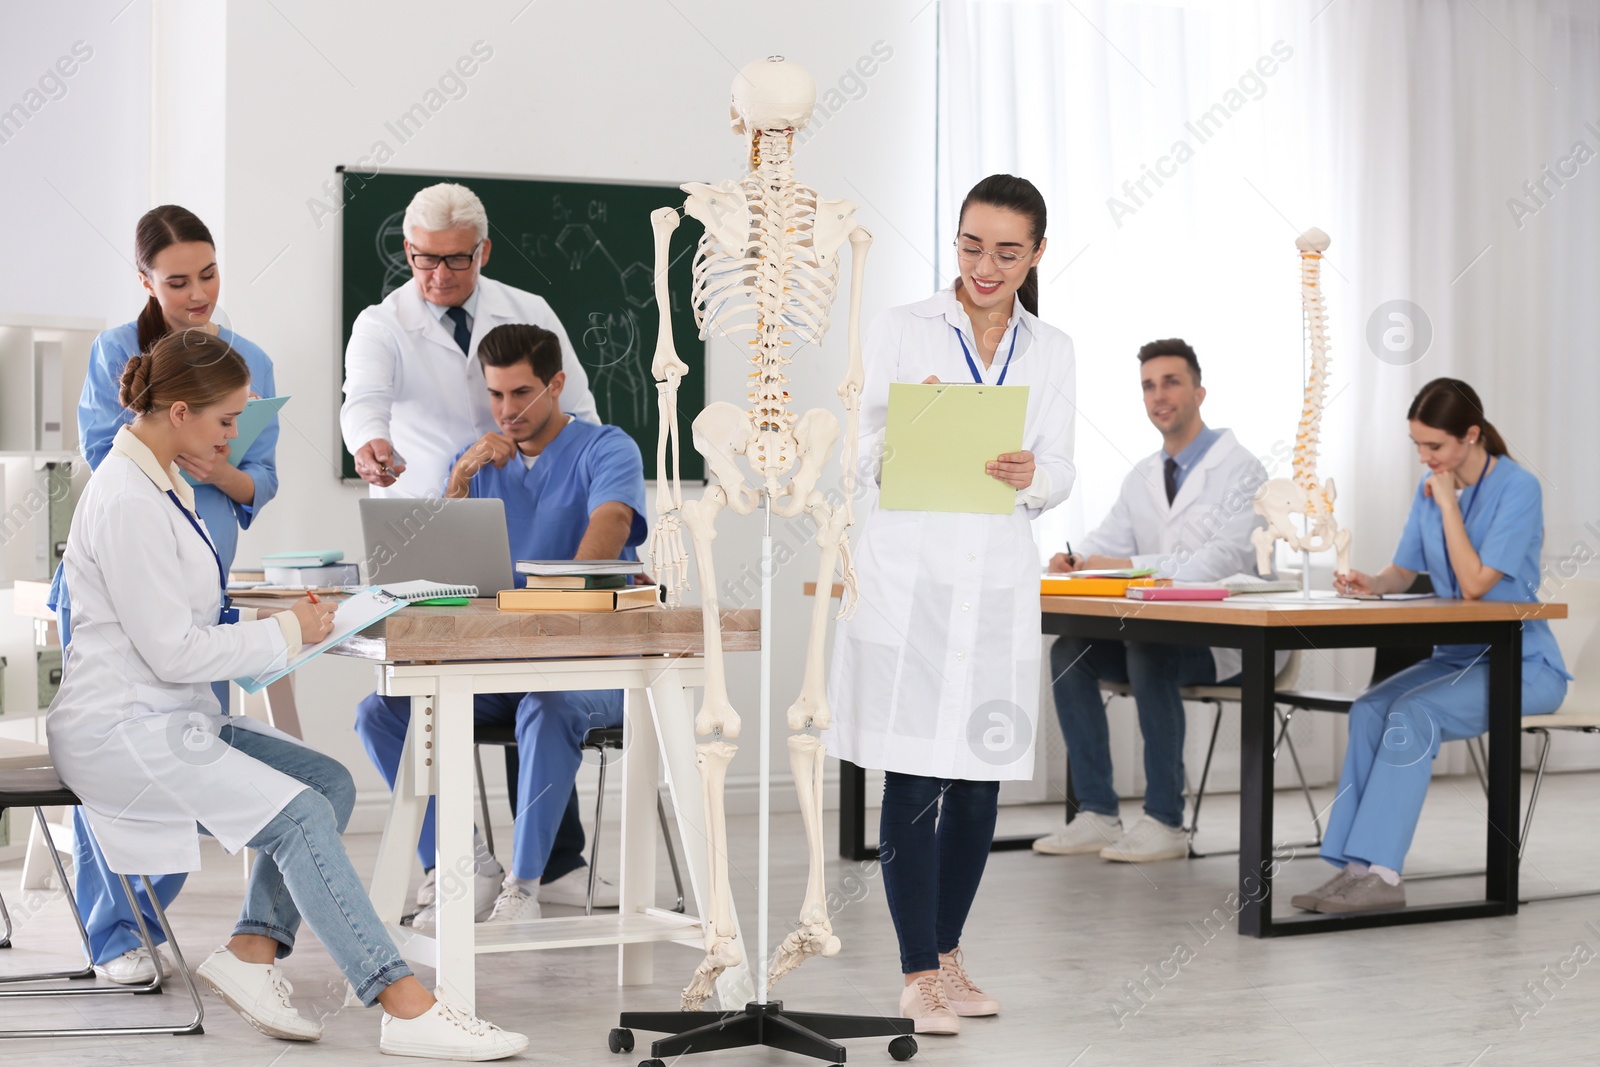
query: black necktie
1164 457 1179 505
445 305 471 355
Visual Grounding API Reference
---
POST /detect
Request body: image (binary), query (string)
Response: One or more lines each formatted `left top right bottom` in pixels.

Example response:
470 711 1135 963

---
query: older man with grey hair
341 182 599 497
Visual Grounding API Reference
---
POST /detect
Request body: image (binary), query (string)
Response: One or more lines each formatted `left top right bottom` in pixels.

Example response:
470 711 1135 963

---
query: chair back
1549 578 1600 715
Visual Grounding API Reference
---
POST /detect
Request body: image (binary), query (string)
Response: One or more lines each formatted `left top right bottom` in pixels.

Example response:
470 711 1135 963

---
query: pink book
1125 586 1230 601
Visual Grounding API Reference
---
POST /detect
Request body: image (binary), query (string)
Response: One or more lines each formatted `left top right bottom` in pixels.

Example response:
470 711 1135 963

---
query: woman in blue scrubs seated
48 204 280 984
355 322 647 929
1292 378 1568 914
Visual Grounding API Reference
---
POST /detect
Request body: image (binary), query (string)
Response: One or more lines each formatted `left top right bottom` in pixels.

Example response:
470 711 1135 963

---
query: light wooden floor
4 772 1600 1066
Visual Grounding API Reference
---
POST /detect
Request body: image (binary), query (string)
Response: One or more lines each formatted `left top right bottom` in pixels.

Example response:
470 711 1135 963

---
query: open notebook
235 587 408 695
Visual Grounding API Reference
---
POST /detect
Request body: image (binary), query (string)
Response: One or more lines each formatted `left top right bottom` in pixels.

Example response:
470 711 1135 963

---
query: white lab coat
824 288 1077 782
1073 429 1280 680
340 276 600 498
46 428 306 876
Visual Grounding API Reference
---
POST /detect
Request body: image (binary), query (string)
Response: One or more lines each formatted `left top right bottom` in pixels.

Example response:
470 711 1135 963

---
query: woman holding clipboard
47 331 526 1058
825 174 1076 1036
48 205 282 985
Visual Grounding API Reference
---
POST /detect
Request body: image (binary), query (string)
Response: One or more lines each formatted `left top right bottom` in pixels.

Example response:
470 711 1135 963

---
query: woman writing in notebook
46 330 526 1059
47 205 283 986
1291 378 1568 914
826 174 1076 1036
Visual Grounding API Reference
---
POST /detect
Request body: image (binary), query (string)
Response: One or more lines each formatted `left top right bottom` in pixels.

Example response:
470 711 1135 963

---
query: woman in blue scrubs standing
1293 378 1568 914
49 204 280 983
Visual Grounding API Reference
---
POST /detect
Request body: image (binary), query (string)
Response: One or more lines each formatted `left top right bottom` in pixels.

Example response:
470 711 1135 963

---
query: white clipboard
235 587 406 694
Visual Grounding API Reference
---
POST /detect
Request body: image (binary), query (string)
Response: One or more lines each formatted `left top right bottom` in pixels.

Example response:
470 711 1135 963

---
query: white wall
191 0 938 823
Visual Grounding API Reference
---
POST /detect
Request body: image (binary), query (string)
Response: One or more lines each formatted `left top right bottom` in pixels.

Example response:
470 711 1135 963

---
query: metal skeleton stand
614 510 917 1065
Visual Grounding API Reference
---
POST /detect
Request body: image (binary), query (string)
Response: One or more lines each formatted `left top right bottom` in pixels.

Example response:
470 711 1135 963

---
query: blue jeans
354 689 622 881
203 723 413 1006
1321 656 1567 873
1049 637 1220 829
879 772 1000 975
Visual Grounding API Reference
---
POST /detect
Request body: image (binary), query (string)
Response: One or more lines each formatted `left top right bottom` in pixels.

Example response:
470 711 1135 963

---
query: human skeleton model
648 57 872 1011
1251 228 1353 577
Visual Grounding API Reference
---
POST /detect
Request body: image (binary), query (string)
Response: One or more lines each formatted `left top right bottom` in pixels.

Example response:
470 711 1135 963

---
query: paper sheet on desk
234 587 407 694
880 382 1028 514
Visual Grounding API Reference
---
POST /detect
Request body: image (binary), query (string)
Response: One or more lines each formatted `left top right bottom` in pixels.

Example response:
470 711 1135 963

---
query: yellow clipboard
880 382 1029 515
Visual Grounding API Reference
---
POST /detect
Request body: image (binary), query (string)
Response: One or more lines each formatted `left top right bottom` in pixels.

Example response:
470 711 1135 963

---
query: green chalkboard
338 169 705 481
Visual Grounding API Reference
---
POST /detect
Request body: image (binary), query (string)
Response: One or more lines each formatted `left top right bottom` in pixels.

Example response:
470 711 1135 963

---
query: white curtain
940 0 1600 580
940 0 1600 792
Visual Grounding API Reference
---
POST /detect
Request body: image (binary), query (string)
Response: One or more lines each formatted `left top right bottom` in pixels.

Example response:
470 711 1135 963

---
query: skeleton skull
730 56 816 134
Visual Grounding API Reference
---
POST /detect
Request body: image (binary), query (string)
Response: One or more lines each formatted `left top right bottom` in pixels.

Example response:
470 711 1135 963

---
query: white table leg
648 671 754 1009
433 674 477 1010
369 694 431 924
617 686 658 985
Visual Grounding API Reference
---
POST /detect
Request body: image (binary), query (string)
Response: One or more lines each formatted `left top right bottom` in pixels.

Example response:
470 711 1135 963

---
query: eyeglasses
409 241 482 271
953 240 1034 269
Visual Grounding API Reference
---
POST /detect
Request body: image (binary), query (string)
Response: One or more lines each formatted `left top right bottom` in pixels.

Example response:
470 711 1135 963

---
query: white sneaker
416 868 436 909
94 945 173 985
539 865 620 908
380 998 529 1060
1098 814 1190 863
196 946 322 1041
411 863 503 933
1032 812 1124 856
898 974 959 1036
484 883 541 924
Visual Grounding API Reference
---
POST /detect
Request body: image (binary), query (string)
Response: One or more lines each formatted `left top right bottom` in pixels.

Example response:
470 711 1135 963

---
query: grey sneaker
1315 873 1405 914
1289 868 1357 912
1098 814 1188 863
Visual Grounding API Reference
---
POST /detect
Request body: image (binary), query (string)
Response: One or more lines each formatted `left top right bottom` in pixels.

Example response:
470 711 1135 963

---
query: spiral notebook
378 580 481 600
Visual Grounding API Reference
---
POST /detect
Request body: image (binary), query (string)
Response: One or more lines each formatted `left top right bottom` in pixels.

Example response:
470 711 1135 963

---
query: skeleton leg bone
767 733 840 987
682 740 742 1011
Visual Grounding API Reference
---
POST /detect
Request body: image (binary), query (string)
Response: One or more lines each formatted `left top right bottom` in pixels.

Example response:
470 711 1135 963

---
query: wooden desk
1038 592 1564 937
243 597 761 1010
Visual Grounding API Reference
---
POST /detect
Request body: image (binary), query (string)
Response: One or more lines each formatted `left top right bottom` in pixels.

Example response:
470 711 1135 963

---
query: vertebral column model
1251 227 1352 577
648 57 872 1011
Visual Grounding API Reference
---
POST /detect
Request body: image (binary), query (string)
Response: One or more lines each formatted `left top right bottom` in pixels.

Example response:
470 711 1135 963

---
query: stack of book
262 550 360 588
498 560 658 612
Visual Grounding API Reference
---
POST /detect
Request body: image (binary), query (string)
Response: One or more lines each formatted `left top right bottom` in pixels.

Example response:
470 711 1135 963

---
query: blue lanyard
1440 452 1493 598
952 324 1018 385
165 490 238 625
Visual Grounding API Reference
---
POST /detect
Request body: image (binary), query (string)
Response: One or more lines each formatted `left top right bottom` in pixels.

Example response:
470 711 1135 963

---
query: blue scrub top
1393 456 1569 677
451 416 647 587
75 321 280 572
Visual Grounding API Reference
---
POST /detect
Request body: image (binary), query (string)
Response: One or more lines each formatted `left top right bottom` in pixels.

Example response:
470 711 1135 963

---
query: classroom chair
472 724 686 914
0 757 204 1037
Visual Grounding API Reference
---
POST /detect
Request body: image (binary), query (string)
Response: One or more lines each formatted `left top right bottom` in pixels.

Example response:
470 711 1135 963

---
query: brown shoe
899 974 960 1035
938 949 999 1017
1289 869 1357 912
1315 873 1406 914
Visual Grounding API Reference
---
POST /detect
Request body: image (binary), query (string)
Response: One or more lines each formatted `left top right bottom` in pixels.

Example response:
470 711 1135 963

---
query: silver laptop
359 498 516 597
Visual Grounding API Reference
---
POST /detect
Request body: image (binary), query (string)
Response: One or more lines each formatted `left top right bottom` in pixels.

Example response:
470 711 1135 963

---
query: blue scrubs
1321 458 1570 872
354 416 648 880
47 321 279 966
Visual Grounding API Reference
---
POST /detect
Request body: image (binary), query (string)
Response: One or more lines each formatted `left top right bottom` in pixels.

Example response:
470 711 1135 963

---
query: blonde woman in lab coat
47 330 527 1059
826 174 1076 1036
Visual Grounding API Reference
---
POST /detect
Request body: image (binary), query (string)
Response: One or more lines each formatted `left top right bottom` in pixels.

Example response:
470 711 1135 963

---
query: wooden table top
1041 592 1567 628
234 596 760 663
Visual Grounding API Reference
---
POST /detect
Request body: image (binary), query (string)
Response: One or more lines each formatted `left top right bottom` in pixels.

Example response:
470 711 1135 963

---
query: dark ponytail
1407 377 1508 456
956 174 1047 316
134 205 216 353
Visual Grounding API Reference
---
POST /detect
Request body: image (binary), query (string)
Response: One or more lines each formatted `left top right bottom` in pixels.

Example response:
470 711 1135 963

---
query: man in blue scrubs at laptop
354 322 647 927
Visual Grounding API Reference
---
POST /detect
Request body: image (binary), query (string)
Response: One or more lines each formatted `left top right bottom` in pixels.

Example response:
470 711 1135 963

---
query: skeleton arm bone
835 225 872 618
649 206 690 604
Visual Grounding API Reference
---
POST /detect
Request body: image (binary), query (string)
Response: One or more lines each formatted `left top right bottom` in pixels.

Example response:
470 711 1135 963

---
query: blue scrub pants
1050 636 1222 829
1320 656 1567 873
354 688 622 881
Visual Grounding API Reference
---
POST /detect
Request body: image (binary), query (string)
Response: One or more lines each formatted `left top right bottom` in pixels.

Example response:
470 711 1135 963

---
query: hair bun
119 353 155 413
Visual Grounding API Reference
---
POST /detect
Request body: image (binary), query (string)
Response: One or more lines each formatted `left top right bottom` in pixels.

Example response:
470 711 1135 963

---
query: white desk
309 601 761 1012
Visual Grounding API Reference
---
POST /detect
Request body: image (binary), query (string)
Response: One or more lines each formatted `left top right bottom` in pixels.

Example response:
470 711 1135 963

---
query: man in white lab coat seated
340 180 600 499
1034 339 1274 863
